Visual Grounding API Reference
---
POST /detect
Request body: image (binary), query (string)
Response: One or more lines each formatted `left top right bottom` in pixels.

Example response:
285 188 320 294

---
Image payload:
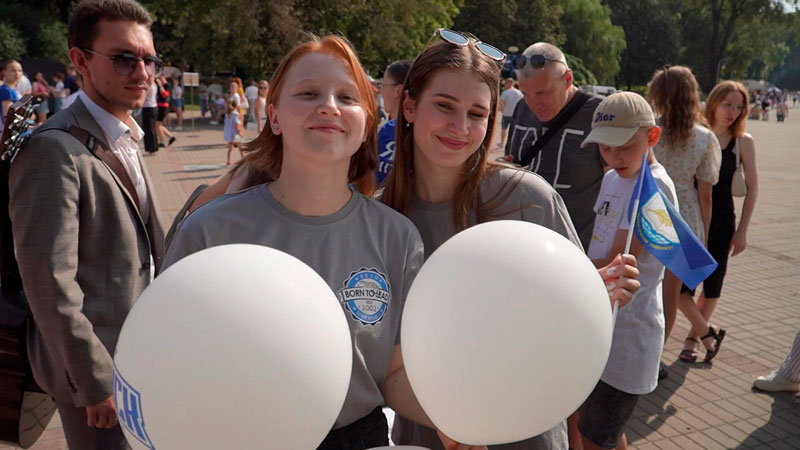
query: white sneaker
209 120 218 125
174 126 183 131
753 371 800 392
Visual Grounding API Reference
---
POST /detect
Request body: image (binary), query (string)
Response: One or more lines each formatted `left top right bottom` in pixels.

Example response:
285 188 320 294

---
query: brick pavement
3 108 798 449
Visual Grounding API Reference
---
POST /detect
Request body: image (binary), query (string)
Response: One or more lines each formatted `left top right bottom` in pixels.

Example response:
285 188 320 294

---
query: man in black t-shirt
64 64 80 96
504 42 606 250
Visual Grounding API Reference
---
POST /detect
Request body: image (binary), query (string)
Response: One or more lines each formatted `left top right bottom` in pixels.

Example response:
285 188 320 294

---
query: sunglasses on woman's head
434 28 506 63
512 54 566 71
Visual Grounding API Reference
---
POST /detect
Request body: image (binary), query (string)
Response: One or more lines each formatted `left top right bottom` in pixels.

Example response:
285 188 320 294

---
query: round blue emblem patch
338 268 391 326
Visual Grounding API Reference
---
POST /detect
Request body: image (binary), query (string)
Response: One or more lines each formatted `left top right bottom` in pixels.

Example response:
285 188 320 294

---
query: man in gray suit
8 1 164 448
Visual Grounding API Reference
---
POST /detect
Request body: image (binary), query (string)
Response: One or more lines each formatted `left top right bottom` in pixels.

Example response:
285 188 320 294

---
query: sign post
182 72 200 130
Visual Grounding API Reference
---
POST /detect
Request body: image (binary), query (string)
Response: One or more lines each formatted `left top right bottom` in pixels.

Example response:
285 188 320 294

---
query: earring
405 121 412 128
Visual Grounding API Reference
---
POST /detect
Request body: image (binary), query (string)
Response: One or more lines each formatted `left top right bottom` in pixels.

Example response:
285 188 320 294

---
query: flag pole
613 152 649 324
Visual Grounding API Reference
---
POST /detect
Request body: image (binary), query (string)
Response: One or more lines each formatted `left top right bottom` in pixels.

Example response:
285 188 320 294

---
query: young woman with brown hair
696 81 758 356
382 29 640 450
647 66 724 365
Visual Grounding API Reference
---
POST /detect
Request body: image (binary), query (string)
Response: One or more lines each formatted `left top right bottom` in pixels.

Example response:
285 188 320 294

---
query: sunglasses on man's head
434 28 506 63
81 48 164 77
512 54 566 71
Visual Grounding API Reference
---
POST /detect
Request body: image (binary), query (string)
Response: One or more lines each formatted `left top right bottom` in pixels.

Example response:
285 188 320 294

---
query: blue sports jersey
375 120 396 185
0 84 20 128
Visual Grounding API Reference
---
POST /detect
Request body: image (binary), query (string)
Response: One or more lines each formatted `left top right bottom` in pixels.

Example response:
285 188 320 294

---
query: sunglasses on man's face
435 28 506 63
512 54 566 71
81 48 164 77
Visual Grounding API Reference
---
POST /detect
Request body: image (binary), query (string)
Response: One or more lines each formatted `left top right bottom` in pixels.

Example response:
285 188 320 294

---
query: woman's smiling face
268 52 368 167
404 69 491 173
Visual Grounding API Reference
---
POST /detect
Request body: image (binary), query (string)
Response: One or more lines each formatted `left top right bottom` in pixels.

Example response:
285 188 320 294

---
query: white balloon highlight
113 244 352 450
401 221 613 445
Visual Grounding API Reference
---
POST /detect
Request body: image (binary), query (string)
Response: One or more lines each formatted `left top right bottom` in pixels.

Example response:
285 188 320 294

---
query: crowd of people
748 91 795 122
0 0 795 450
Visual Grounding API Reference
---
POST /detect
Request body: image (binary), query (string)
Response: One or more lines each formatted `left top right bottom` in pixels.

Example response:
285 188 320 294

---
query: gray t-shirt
164 185 424 429
392 167 577 450
504 90 605 250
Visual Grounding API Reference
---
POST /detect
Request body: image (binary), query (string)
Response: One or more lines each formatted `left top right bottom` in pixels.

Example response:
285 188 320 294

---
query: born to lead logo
113 365 155 449
337 268 391 326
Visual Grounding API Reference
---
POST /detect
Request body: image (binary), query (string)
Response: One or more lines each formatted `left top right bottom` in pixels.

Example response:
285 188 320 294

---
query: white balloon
401 221 613 445
113 244 352 450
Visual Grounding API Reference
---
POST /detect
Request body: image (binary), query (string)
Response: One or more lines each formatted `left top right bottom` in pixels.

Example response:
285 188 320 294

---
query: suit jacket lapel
69 98 164 272
69 98 146 227
138 151 165 273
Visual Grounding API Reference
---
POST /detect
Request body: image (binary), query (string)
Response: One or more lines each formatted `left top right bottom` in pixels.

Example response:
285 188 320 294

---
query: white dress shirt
78 91 150 222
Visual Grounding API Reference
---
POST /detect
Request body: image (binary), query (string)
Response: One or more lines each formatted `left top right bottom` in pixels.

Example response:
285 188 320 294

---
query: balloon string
612 299 620 326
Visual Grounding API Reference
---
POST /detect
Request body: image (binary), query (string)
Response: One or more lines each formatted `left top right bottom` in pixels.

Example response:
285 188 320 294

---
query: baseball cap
581 92 655 148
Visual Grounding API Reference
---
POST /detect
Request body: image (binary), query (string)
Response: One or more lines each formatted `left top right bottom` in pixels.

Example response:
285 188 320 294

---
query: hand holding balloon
599 253 640 309
401 221 614 445
437 429 488 450
113 245 353 450
85 395 118 429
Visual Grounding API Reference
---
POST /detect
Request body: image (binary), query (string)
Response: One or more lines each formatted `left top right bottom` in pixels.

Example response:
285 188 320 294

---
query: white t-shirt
143 83 157 108
244 85 258 101
15 75 31 96
500 87 524 117
53 81 65 99
171 85 183 100
588 162 677 395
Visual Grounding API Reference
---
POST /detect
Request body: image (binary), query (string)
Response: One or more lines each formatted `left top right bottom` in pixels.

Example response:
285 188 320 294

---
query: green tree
146 0 305 79
676 0 795 92
768 12 800 89
0 1 69 62
557 0 625 84
604 0 681 89
725 10 791 81
146 0 461 80
452 0 562 55
566 54 598 86
302 0 461 75
32 21 69 63
0 22 26 59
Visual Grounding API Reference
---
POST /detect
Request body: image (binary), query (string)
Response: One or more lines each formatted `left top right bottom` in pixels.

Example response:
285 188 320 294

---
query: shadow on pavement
628 359 713 443
736 391 800 448
173 143 223 152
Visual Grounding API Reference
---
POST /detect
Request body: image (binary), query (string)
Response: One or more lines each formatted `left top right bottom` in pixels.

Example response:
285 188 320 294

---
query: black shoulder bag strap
518 91 591 168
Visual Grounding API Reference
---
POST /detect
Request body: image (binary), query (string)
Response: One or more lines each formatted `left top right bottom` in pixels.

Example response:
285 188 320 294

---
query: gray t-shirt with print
164 185 424 429
504 90 605 251
392 167 579 450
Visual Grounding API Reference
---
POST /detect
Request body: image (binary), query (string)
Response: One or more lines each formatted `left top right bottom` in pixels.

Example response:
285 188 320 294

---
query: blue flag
627 155 717 289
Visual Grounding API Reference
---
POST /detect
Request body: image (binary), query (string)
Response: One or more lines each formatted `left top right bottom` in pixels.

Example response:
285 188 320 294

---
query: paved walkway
4 108 799 450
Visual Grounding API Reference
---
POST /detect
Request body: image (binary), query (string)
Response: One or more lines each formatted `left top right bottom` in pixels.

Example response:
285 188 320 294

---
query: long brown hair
705 80 749 138
646 65 708 148
236 34 377 195
380 39 501 231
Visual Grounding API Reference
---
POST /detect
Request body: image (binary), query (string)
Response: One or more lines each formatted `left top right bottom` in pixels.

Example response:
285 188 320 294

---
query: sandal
700 326 726 363
679 337 699 363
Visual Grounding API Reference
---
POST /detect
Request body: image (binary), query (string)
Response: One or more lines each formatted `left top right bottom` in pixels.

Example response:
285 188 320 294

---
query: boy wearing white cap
576 92 678 450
